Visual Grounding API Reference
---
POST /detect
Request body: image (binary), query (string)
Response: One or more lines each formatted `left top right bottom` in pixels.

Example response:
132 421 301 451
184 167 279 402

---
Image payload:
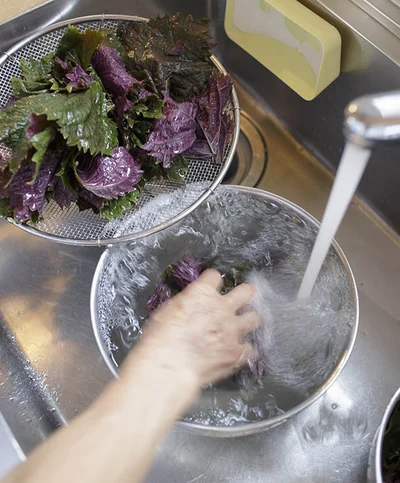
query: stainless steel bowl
91 186 359 437
368 387 400 482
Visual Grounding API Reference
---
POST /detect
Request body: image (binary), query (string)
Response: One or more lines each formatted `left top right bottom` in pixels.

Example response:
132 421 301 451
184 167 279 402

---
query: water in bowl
96 187 356 426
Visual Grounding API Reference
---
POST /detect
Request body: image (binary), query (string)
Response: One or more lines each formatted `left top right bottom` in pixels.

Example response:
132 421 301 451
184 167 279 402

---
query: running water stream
297 142 372 300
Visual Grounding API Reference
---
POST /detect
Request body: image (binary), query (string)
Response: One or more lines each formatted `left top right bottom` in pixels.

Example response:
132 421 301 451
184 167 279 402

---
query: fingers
237 310 261 336
233 342 256 371
197 269 223 292
224 283 255 310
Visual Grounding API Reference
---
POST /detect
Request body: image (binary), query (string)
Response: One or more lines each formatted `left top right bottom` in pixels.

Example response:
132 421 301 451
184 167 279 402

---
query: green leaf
119 14 215 101
102 30 127 59
142 155 188 183
55 149 79 193
123 117 153 150
148 13 212 62
0 81 119 173
55 26 125 70
55 27 106 70
38 81 118 154
29 124 57 182
0 101 32 171
165 155 188 181
100 187 142 221
120 93 164 150
139 94 165 119
11 53 55 97
49 77 62 92
0 198 12 218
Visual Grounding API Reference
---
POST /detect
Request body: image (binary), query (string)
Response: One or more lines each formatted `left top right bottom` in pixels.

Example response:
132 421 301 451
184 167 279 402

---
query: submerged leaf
169 257 204 289
147 257 203 313
146 280 173 313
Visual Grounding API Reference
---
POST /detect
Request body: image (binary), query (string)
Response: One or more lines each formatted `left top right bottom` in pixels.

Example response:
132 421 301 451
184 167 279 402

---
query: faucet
343 91 400 148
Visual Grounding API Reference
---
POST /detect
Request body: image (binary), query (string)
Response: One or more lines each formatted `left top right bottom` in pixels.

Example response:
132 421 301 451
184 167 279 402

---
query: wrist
130 327 202 384
119 337 201 410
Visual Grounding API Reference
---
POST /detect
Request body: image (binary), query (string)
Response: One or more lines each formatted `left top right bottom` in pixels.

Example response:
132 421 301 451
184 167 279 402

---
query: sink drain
223 111 267 186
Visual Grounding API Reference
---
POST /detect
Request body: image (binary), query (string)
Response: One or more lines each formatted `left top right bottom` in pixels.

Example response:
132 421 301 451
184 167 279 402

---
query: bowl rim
372 387 400 482
90 185 360 437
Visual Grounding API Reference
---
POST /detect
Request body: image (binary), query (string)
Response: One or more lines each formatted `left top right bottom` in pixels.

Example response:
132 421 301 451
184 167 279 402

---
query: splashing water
95 187 357 427
298 143 371 300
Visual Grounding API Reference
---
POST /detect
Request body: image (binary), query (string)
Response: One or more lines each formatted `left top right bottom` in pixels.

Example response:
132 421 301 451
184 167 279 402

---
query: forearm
3 271 257 483
3 348 199 483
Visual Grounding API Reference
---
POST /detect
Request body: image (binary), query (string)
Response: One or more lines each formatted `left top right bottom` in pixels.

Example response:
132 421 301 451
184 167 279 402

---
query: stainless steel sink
1 1 400 481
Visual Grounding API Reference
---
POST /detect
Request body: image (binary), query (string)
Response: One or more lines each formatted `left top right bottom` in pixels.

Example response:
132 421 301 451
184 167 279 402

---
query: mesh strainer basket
0 15 240 246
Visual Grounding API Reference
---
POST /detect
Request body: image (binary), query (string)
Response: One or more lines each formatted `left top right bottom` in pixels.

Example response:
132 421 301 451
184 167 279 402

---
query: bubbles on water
184 393 284 426
95 186 357 427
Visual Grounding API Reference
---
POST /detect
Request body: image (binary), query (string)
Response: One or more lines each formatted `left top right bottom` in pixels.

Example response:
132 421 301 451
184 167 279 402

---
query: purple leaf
138 88 152 100
142 94 197 167
65 64 93 88
76 146 143 199
130 147 151 165
146 280 173 313
55 57 93 90
184 139 213 159
26 114 48 139
48 176 77 209
114 96 134 119
77 187 104 211
55 57 68 70
195 73 233 163
92 46 139 98
171 257 204 289
6 153 61 222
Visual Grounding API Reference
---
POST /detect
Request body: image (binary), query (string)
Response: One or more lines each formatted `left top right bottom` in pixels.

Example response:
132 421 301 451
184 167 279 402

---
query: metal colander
0 15 240 246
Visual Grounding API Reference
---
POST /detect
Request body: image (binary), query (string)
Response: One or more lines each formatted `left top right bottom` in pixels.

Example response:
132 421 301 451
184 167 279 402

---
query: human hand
133 269 261 387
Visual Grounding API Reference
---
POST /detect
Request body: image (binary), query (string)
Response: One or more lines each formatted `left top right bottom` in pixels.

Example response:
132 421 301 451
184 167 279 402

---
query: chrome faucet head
344 91 400 148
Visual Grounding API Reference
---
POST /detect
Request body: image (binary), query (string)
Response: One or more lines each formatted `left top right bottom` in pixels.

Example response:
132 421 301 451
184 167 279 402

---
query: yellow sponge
224 0 342 100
